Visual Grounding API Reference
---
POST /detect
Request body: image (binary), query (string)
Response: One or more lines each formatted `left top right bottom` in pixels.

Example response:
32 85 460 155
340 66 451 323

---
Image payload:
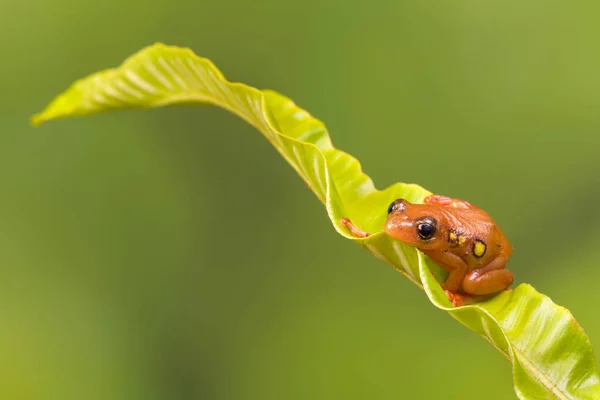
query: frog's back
441 206 511 268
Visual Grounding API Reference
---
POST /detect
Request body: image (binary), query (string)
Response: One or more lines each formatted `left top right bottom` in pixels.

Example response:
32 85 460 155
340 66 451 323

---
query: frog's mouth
384 214 417 243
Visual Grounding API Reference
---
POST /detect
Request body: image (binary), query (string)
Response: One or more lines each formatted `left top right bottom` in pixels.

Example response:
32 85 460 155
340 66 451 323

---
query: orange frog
341 194 513 307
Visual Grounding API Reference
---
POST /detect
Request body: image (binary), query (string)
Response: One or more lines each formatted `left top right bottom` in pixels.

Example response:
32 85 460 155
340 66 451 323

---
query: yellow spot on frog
473 240 487 258
448 232 458 247
449 231 467 248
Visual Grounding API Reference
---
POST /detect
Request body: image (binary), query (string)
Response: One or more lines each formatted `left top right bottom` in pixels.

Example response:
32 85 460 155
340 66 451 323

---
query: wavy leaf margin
32 43 600 399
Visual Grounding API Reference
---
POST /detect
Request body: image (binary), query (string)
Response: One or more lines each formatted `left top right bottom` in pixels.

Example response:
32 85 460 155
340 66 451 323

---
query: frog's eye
387 199 406 214
416 217 437 240
387 201 396 214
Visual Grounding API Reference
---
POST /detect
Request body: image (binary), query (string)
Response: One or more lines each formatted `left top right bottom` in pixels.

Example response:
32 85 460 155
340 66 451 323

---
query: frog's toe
444 290 463 307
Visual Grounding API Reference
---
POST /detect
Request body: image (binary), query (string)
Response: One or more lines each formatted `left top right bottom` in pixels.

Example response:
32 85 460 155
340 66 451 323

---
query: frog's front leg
426 250 468 291
340 218 370 238
424 250 468 306
462 256 513 296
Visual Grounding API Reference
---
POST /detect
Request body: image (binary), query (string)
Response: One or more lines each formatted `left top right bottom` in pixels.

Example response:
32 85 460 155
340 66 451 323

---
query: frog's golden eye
416 216 437 240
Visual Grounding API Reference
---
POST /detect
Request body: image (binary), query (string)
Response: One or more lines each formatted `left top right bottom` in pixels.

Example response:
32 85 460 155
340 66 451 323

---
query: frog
340 194 514 307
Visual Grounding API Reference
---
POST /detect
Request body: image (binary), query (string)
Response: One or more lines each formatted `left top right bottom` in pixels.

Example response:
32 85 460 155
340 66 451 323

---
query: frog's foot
340 218 371 238
425 195 472 210
444 291 480 307
444 290 463 307
444 291 495 307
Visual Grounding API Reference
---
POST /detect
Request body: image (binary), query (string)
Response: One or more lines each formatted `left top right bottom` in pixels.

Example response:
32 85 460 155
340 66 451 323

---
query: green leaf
32 43 600 399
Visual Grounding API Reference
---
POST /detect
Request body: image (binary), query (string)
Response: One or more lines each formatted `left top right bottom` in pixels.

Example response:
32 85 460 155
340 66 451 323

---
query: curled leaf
32 43 600 399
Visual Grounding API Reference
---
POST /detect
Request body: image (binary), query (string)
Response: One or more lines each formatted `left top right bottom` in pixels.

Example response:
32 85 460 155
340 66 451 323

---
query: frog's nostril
385 219 402 234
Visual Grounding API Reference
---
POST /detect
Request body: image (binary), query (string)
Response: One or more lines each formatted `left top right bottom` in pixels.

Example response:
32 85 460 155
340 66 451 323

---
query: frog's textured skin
341 195 514 307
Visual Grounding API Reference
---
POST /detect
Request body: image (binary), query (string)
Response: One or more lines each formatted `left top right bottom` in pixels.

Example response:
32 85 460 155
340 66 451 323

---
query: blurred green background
2 1 600 399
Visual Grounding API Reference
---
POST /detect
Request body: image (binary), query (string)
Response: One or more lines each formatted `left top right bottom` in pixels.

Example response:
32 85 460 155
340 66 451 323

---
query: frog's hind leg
462 256 513 296
446 257 513 307
424 194 472 209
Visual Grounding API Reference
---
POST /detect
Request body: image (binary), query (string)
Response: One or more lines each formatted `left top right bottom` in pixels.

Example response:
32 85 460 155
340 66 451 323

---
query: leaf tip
30 113 46 127
30 88 82 127
30 105 61 127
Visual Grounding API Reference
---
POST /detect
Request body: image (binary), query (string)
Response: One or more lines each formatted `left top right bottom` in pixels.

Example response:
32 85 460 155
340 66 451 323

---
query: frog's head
384 199 446 250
